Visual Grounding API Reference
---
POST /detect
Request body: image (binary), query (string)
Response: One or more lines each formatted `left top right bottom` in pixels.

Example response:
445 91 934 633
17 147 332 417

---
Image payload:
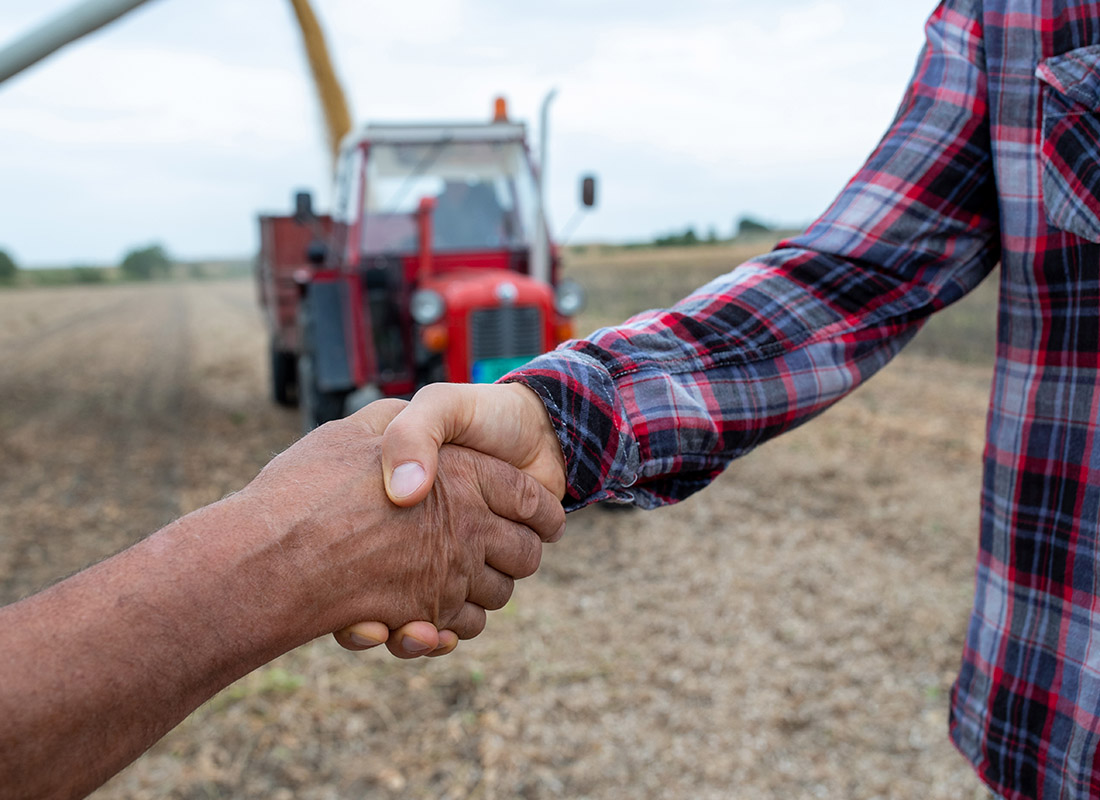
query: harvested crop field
0 242 999 799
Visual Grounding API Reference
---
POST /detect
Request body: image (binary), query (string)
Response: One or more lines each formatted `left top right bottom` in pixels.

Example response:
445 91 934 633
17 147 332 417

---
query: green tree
72 266 106 284
0 249 18 284
653 227 700 247
736 215 772 237
120 244 171 281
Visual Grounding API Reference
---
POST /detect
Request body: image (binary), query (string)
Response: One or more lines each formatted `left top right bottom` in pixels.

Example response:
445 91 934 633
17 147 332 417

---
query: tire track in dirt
0 295 133 358
169 281 300 511
108 285 191 524
210 281 264 319
0 284 191 602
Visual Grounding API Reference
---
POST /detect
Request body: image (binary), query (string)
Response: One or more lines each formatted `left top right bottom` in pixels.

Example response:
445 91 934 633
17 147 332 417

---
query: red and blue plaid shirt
508 1 1100 796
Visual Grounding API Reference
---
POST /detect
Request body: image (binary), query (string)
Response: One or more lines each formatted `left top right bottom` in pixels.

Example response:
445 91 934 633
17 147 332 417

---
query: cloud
1 47 309 148
0 0 933 263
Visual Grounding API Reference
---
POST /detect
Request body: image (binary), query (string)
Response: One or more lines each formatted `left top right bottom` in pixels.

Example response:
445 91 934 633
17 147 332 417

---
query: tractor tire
297 349 346 433
297 309 347 433
270 343 298 407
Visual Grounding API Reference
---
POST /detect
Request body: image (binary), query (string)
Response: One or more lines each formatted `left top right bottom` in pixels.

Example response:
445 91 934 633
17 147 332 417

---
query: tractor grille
469 306 543 360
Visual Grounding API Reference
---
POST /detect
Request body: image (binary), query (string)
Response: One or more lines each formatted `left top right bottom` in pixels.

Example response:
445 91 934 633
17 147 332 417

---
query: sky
0 0 934 267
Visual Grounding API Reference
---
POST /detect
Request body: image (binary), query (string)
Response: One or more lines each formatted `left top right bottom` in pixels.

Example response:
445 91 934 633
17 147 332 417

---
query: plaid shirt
507 0 1100 797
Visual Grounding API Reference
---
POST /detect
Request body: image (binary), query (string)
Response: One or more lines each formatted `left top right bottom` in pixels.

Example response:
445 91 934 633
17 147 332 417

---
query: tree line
0 244 206 287
649 215 784 248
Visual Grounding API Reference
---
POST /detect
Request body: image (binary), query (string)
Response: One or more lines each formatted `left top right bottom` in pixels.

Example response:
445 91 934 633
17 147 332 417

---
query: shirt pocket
1036 44 1100 242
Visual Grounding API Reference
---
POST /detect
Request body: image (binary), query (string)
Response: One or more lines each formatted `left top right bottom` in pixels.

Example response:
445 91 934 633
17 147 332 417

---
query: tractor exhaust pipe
531 88 558 286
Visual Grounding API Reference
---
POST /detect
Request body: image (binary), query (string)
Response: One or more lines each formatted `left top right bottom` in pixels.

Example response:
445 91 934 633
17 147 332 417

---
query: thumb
381 384 479 507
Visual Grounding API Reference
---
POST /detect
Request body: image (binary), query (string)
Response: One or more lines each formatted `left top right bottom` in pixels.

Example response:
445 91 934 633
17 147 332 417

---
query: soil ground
0 243 998 798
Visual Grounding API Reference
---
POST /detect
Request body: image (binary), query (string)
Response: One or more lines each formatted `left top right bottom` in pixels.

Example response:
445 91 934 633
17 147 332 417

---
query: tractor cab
353 126 542 256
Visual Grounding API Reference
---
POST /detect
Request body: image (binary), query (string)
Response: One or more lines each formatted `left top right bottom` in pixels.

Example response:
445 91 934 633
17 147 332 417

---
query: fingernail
348 632 382 648
390 462 426 498
549 522 567 543
402 636 432 655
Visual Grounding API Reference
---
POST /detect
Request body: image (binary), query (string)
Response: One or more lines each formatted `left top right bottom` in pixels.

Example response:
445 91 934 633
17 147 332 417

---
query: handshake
249 380 574 659
0 380 581 800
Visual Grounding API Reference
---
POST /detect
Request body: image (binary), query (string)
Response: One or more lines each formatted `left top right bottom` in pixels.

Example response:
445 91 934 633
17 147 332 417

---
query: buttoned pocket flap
1036 45 1100 242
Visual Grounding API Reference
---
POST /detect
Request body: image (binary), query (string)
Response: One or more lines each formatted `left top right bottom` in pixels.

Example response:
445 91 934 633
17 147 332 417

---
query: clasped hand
330 384 566 658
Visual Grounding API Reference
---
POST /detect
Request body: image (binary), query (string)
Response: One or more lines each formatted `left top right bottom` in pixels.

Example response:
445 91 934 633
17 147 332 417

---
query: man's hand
244 399 565 652
379 383 568 511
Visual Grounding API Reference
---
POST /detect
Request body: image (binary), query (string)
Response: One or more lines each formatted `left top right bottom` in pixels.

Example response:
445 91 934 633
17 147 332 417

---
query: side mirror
305 239 327 266
294 190 315 223
581 175 597 208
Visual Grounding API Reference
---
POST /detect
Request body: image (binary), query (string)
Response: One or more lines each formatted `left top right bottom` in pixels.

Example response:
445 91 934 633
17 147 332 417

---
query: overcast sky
0 0 934 267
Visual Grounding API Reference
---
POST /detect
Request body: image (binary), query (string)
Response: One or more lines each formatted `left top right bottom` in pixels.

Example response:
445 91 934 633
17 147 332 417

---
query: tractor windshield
360 138 540 254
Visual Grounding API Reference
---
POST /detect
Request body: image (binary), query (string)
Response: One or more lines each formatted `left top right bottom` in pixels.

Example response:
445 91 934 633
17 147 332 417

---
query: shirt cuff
501 348 641 511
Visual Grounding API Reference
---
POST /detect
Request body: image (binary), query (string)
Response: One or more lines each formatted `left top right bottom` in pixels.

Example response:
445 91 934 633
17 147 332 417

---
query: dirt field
0 244 997 799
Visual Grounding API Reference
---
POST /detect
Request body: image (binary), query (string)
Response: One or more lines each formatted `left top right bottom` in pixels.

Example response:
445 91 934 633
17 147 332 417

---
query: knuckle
460 609 487 640
437 583 468 624
513 535 542 579
516 474 542 521
374 398 409 415
414 382 450 406
484 577 515 611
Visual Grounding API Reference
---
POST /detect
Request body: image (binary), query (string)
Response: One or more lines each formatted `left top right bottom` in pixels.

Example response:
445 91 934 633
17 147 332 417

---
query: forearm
0 492 313 800
509 271 929 510
509 0 1000 510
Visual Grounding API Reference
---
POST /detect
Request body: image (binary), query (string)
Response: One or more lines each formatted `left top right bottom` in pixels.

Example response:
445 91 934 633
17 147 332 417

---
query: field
0 242 999 799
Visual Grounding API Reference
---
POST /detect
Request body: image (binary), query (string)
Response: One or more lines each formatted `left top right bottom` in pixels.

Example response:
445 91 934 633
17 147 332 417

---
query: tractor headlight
410 289 445 325
554 279 586 316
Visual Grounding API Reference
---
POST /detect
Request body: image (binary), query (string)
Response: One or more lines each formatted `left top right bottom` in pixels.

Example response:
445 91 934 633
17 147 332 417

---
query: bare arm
0 401 563 800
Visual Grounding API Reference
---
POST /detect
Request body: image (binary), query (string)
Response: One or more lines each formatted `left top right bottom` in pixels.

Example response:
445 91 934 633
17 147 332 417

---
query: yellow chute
286 0 353 172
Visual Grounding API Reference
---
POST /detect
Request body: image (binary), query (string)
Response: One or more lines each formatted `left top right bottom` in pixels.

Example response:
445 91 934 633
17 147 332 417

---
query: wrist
502 381 569 500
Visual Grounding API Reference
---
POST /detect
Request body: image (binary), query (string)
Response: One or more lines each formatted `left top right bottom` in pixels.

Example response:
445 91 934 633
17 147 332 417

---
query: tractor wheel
297 311 347 434
297 349 346 433
270 343 298 407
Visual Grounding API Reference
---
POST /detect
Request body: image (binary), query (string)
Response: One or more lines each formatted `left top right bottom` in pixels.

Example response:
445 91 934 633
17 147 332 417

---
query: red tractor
257 99 594 430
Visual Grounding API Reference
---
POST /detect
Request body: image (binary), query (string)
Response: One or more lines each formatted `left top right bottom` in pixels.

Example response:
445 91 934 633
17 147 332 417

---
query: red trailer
256 212 334 406
257 100 593 430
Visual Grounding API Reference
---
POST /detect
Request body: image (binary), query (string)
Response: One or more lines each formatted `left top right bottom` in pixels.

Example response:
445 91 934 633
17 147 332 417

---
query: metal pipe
0 0 159 85
538 88 558 193
532 88 558 286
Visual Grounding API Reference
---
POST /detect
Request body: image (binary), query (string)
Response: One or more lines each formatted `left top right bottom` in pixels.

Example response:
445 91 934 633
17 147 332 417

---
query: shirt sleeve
504 0 1001 510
